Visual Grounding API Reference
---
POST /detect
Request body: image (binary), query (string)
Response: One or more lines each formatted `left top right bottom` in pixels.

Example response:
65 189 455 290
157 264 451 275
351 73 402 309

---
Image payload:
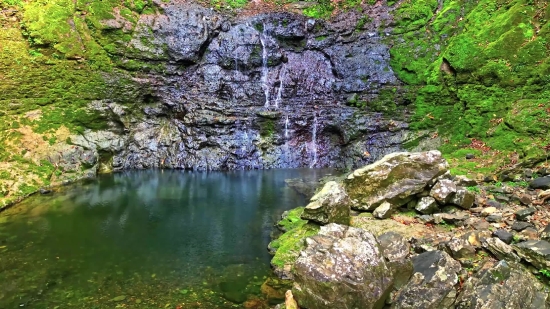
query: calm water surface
0 169 334 308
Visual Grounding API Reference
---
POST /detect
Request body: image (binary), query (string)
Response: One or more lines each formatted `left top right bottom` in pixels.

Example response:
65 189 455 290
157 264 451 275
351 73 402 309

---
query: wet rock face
292 224 393 309
84 6 406 171
455 261 548 309
392 250 461 309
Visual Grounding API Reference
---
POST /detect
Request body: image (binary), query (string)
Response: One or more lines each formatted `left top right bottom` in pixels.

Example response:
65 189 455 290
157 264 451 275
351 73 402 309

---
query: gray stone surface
345 151 449 211
392 250 461 309
430 179 457 205
415 196 439 215
301 181 350 225
514 240 550 270
455 260 548 309
292 224 393 309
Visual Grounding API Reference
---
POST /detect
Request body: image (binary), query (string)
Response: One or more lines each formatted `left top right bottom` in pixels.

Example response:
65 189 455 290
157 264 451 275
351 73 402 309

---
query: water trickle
309 114 318 168
259 23 270 108
275 65 285 108
284 114 290 139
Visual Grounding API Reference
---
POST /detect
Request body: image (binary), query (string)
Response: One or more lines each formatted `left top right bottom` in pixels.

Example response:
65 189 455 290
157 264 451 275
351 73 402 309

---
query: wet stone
511 221 533 231
493 229 513 244
515 207 536 221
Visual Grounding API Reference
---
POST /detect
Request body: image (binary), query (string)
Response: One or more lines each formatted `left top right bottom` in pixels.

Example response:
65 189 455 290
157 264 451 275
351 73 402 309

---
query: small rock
415 196 439 214
485 200 502 209
465 153 475 160
373 201 394 219
454 175 477 187
417 215 434 224
473 220 490 230
529 176 550 190
285 290 298 309
514 240 550 270
450 188 475 210
519 194 532 206
524 169 533 179
493 229 513 244
486 214 502 223
537 168 549 176
221 21 231 32
494 194 510 203
481 207 498 217
515 207 536 221
539 225 550 241
430 179 457 204
521 227 539 240
482 237 520 262
511 221 534 232
446 237 476 262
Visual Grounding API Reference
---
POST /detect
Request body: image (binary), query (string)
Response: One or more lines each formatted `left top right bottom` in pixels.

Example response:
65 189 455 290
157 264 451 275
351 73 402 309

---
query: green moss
277 207 307 232
270 222 320 268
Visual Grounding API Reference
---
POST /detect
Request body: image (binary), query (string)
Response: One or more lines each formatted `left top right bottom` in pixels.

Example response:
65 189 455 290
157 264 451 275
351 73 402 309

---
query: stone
481 207 498 217
493 229 513 244
285 290 298 309
465 153 475 159
485 200 502 209
515 207 536 221
292 224 393 309
446 237 476 262
519 194 532 206
529 176 550 190
378 232 413 290
538 168 549 176
455 260 548 309
433 212 469 225
482 237 520 262
345 151 449 211
430 179 457 204
301 181 350 225
539 225 550 242
449 188 475 209
485 214 502 223
454 175 477 187
511 221 533 231
494 194 510 203
392 250 461 309
373 201 395 219
415 196 439 214
39 188 51 194
514 240 550 270
520 227 539 240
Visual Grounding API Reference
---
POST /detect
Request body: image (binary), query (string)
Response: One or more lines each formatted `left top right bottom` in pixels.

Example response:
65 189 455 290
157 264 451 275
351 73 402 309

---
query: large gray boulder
514 240 550 269
392 250 461 309
292 224 393 309
301 181 350 225
345 151 449 211
455 260 548 309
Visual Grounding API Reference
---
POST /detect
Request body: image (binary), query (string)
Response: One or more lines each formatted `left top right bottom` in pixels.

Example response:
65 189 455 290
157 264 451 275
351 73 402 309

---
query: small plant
540 269 550 279
467 186 480 193
512 234 521 244
494 181 503 187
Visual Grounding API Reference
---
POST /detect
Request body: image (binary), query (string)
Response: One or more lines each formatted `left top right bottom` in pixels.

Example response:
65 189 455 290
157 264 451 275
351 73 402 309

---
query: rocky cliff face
79 3 407 172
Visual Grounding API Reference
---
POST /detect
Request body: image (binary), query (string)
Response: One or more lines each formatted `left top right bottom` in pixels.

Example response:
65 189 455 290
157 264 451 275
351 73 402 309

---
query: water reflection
0 169 334 308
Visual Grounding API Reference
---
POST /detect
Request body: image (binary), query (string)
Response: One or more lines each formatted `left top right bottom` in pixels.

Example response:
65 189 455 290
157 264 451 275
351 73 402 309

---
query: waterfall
275 65 285 108
259 24 270 108
284 114 289 139
309 115 318 168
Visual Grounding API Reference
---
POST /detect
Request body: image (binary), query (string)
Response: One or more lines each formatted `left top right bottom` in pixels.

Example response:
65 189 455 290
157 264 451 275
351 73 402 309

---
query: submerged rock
292 224 393 309
301 181 350 225
345 151 449 211
455 261 548 309
392 250 461 309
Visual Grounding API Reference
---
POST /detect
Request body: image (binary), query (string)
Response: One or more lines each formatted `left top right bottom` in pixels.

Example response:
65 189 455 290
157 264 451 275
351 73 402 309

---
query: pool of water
0 169 335 309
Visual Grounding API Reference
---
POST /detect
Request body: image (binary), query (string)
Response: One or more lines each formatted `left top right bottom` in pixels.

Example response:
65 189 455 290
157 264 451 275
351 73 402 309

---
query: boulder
345 151 449 211
529 176 550 190
482 237 520 262
292 224 393 309
392 250 461 309
446 237 476 262
415 196 439 215
430 179 457 204
378 232 413 289
514 240 550 270
449 188 474 210
373 201 394 219
455 261 548 309
301 181 350 225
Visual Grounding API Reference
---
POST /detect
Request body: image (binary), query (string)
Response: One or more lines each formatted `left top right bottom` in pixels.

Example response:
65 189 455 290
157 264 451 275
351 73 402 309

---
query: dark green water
0 169 333 309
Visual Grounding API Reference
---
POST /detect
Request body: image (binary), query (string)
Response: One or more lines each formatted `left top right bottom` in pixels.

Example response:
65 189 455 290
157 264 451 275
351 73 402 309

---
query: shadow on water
0 169 334 308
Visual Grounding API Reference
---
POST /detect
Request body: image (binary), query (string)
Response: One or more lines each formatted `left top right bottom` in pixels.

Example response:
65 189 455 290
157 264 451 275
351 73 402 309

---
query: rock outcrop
292 224 393 309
